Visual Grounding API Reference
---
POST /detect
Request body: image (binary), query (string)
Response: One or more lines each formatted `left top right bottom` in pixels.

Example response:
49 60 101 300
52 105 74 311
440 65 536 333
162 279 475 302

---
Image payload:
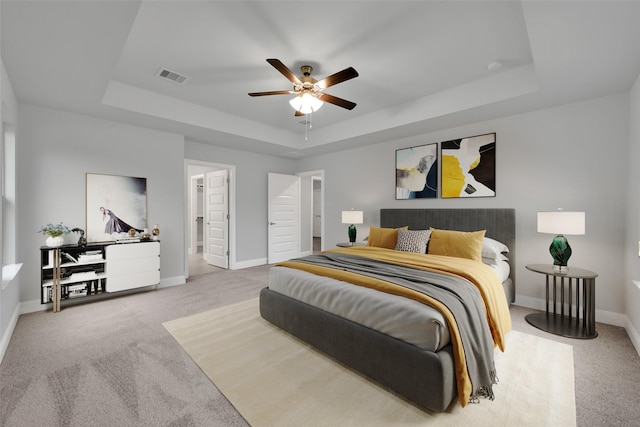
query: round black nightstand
525 264 598 339
336 242 367 247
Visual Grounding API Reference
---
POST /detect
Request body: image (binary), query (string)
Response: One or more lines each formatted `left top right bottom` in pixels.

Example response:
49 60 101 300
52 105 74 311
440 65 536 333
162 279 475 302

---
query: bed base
259 287 457 413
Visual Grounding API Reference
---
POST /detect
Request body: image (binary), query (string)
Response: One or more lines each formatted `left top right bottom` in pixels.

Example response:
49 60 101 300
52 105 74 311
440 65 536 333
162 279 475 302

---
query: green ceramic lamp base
549 234 572 272
348 224 357 243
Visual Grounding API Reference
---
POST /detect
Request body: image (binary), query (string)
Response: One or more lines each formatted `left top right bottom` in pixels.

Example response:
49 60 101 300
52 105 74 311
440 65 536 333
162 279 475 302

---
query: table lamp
341 210 363 244
537 210 585 272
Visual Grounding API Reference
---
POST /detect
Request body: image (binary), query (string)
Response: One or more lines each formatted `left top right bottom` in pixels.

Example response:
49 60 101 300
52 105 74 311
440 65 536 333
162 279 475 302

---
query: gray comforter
292 252 498 402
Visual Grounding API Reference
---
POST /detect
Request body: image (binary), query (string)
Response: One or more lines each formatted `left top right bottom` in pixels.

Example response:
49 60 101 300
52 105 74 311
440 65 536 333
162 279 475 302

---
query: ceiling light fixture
289 65 324 115
289 92 324 114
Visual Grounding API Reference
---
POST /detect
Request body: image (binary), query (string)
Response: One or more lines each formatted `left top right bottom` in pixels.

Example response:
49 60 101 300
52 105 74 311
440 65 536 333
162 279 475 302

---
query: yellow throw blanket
278 246 512 407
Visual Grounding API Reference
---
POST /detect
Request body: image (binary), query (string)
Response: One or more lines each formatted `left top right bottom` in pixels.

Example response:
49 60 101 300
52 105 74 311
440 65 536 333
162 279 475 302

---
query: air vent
155 67 190 85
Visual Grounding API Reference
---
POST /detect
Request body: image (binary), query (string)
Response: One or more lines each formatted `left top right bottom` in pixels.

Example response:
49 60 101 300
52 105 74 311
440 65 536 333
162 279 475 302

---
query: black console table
525 264 598 339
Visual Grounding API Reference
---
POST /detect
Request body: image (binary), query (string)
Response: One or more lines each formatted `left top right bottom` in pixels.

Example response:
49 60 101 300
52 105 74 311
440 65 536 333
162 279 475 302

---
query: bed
259 208 515 413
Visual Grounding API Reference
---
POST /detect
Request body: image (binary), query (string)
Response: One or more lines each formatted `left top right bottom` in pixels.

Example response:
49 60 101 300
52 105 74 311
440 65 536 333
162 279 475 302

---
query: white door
268 173 300 264
312 187 321 237
204 169 229 268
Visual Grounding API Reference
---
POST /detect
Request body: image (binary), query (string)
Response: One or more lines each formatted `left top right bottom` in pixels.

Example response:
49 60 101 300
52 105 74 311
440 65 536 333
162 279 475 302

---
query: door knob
269 222 276 225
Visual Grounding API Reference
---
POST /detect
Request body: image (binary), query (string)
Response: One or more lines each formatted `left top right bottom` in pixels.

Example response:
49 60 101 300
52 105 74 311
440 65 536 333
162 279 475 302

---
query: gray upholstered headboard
380 208 516 303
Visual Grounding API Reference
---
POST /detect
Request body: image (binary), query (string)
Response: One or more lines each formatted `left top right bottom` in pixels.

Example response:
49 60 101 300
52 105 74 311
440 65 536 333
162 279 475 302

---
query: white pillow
482 257 511 282
395 229 431 254
482 237 509 261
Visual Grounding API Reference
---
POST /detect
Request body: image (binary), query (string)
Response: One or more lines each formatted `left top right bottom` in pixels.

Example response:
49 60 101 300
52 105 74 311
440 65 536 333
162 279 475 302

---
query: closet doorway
312 176 322 254
185 160 236 279
297 170 324 256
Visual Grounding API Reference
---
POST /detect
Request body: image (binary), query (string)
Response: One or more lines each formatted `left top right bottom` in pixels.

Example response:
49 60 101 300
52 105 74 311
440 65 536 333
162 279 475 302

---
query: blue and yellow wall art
395 143 438 199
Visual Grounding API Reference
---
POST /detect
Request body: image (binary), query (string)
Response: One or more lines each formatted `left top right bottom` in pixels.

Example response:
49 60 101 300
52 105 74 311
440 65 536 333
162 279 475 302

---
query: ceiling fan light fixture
289 93 323 114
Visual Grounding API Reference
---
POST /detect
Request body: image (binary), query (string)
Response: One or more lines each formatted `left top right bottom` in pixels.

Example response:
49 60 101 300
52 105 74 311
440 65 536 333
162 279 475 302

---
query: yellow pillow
427 228 486 261
368 226 408 249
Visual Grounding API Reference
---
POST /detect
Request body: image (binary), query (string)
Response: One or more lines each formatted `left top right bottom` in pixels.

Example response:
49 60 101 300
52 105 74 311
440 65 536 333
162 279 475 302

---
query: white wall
626 73 640 346
7 90 637 330
17 104 185 305
1 57 20 360
299 93 630 320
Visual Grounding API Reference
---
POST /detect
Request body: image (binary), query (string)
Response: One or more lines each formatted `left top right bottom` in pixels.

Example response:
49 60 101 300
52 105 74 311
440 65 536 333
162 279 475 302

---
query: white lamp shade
537 211 585 235
289 93 324 114
342 210 363 224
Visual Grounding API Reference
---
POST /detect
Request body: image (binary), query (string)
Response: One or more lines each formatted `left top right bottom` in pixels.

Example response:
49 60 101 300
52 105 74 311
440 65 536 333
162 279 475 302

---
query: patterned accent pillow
395 229 431 253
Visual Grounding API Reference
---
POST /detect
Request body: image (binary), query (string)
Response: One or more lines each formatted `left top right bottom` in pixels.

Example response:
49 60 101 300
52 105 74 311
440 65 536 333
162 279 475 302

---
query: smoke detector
487 61 503 72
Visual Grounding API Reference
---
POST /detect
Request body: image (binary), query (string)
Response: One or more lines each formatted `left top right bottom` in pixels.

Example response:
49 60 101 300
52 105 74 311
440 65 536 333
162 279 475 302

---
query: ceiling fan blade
266 58 302 85
317 67 359 89
320 93 357 110
294 110 305 117
248 90 294 97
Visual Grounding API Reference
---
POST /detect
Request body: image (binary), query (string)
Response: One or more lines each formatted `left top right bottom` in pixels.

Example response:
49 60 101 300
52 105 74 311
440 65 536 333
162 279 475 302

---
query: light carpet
164 298 576 427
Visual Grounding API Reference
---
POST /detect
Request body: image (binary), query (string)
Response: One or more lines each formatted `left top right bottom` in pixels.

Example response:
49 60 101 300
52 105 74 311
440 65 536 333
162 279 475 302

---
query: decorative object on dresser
441 132 496 198
40 241 160 311
537 209 585 272
71 227 86 246
341 210 363 243
395 142 438 199
152 224 160 240
38 222 71 248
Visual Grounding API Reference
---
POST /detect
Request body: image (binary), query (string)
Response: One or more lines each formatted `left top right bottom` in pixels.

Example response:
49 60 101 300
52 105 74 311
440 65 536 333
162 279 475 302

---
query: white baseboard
20 299 44 315
0 303 21 364
625 318 640 357
159 275 186 288
232 258 267 270
514 293 626 327
513 294 546 311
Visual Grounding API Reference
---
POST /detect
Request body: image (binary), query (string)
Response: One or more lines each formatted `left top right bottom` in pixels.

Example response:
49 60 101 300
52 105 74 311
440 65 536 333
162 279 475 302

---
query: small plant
38 222 71 237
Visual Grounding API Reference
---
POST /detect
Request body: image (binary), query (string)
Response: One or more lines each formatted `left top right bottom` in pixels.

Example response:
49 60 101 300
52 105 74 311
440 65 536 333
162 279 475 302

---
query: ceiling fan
248 58 359 116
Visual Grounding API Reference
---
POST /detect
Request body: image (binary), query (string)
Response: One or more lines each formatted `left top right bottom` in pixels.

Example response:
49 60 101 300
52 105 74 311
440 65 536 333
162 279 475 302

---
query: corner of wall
0 303 21 364
625 316 640 357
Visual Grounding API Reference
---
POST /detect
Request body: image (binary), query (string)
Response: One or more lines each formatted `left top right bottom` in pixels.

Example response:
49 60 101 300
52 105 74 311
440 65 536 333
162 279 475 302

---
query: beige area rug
164 298 576 427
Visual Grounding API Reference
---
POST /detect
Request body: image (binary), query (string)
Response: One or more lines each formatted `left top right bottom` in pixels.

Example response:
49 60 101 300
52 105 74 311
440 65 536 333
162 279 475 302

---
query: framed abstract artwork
395 143 438 199
85 173 148 242
441 132 496 198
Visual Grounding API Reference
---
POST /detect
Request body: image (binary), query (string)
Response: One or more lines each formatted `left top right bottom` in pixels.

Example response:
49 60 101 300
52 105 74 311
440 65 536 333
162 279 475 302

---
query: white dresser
106 241 160 293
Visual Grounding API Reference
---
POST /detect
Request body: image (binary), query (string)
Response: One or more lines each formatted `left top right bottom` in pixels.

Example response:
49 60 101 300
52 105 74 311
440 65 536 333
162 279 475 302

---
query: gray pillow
395 229 431 254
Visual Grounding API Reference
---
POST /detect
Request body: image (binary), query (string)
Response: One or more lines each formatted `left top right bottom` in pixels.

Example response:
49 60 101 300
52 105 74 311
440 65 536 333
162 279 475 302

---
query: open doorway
185 160 236 280
312 177 322 254
296 170 324 256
